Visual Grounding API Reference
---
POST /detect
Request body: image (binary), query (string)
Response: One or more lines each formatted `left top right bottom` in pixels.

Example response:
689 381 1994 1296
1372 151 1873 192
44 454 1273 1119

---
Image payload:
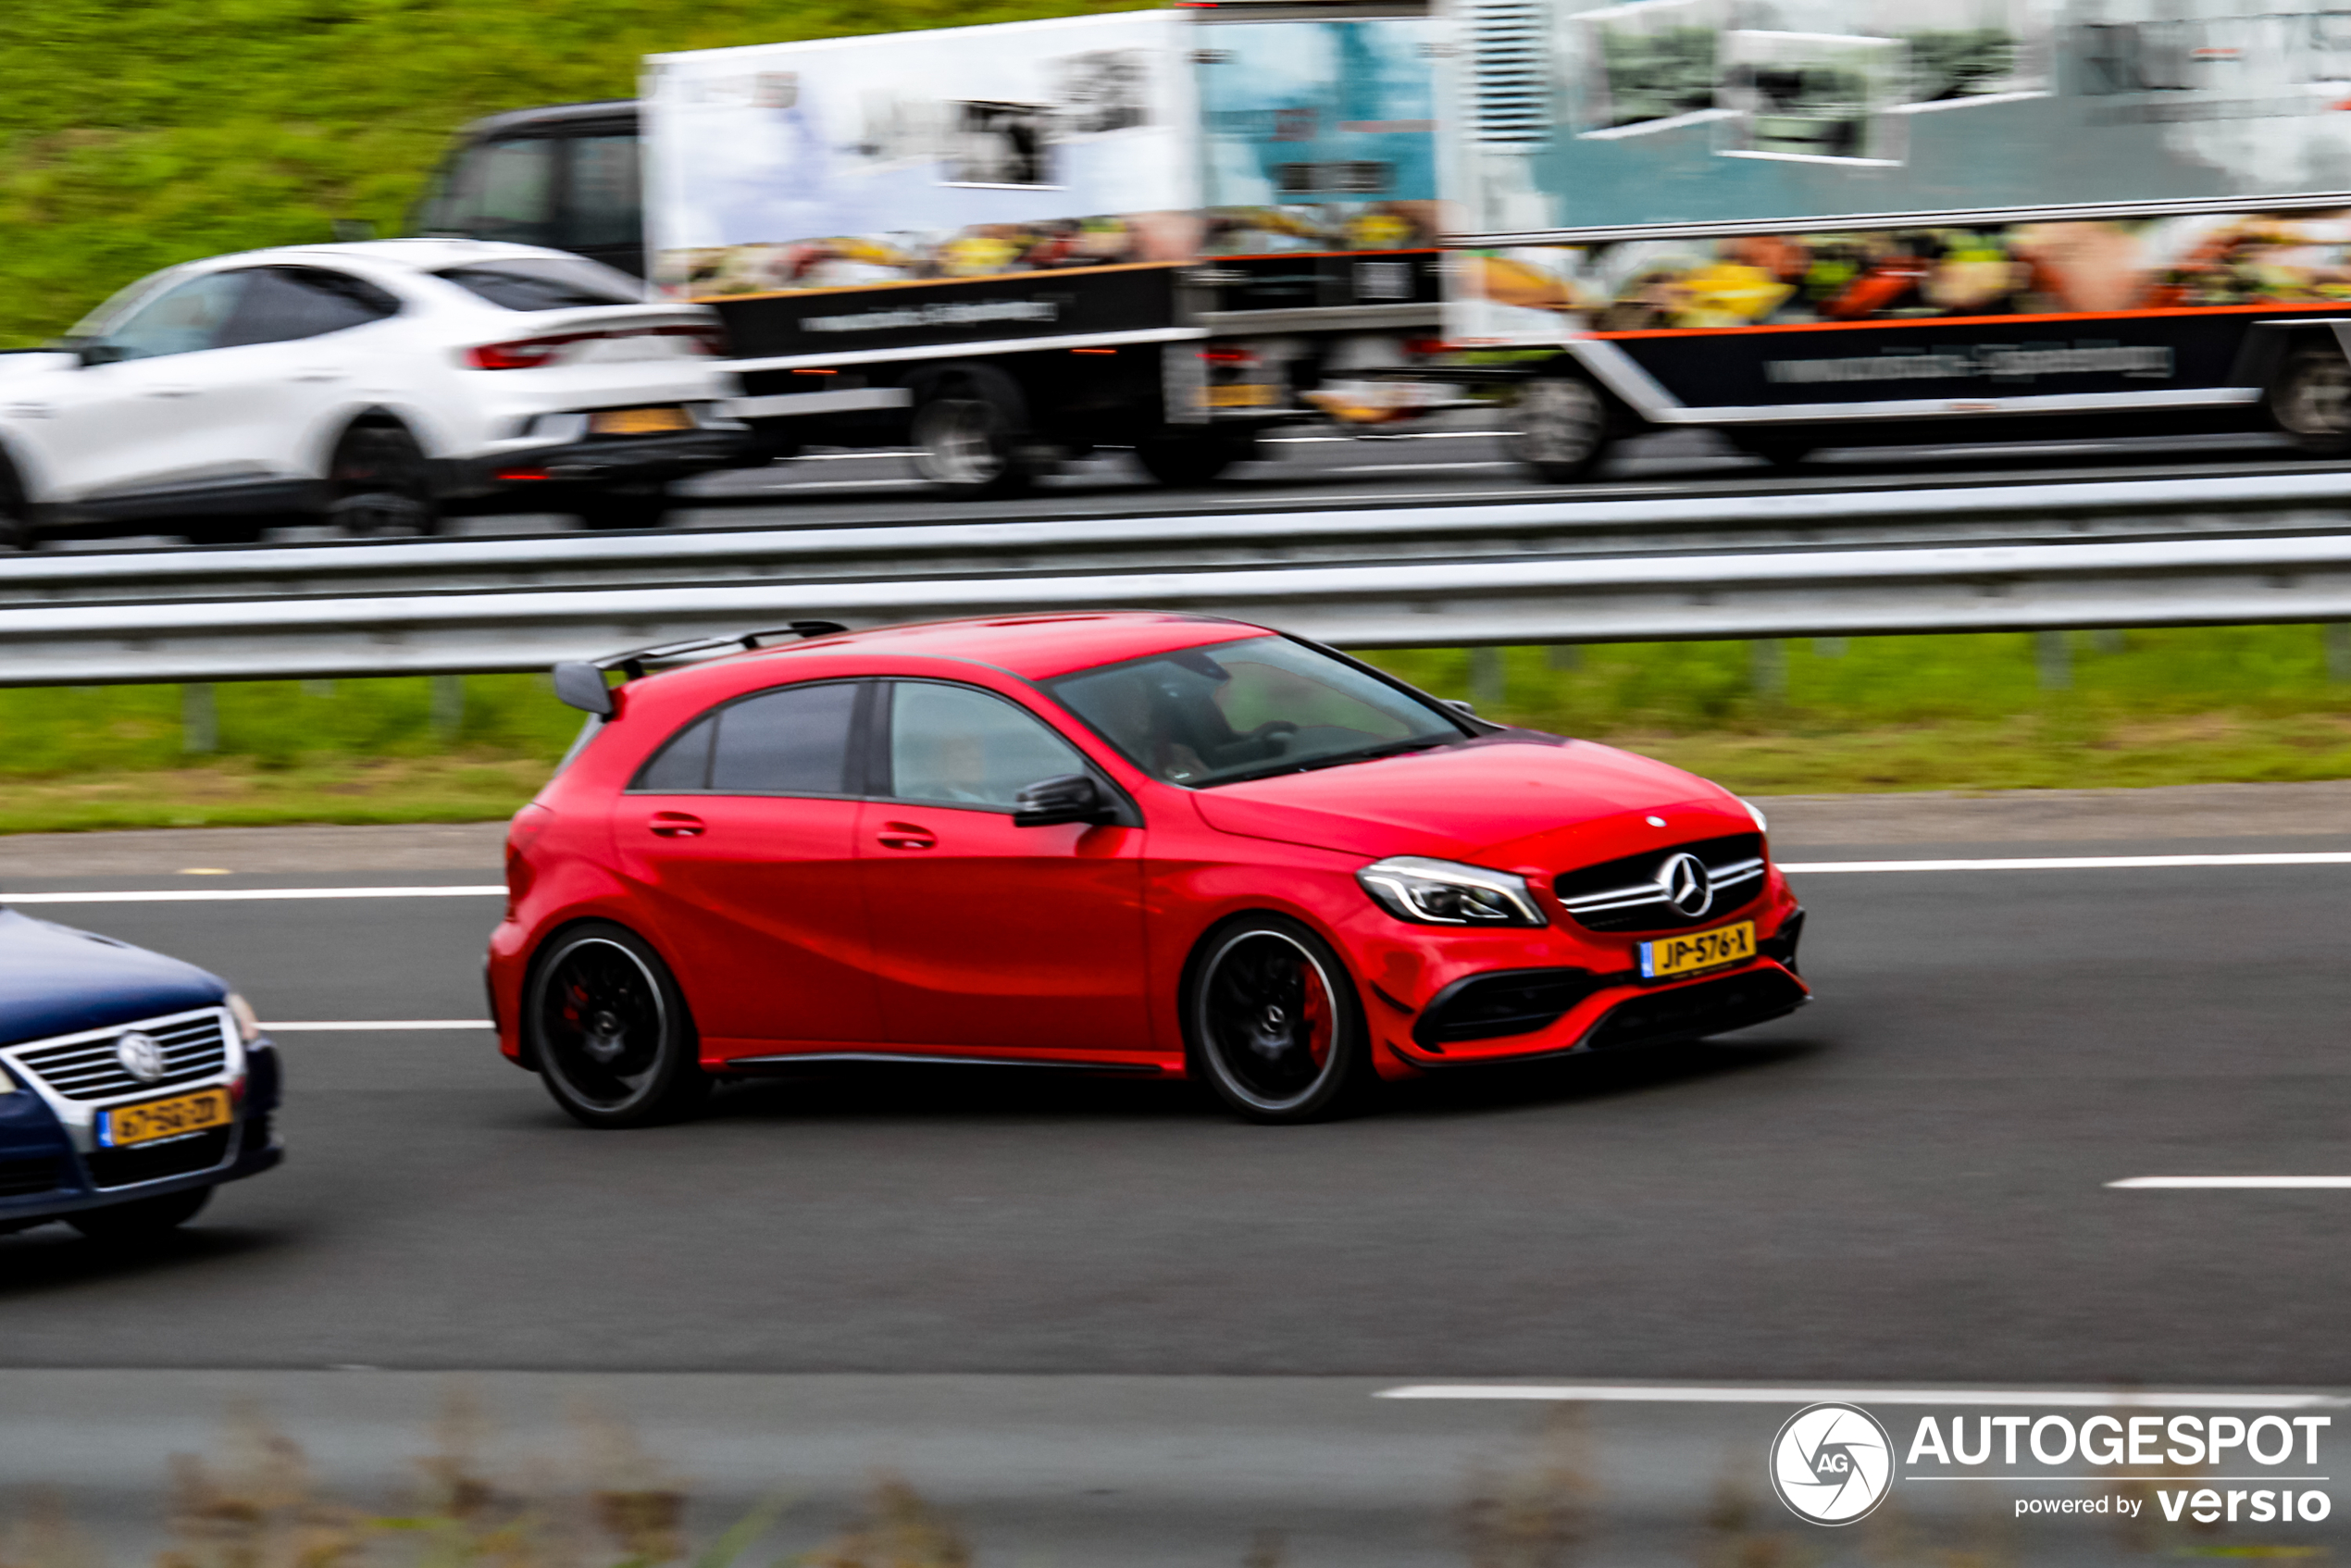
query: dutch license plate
1201 383 1277 408
100 1088 230 1149
1639 921 1756 980
589 405 693 435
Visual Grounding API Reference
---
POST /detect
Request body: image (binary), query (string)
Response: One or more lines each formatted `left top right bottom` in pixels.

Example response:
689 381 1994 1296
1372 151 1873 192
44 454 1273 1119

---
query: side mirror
1014 772 1115 828
551 660 615 716
72 341 126 368
1444 698 1476 716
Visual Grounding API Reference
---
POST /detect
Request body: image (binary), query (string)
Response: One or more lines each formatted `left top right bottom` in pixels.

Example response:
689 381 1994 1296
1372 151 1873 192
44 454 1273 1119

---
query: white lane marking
1781 852 2351 873
5 885 504 904
264 1020 492 1032
2109 1176 2351 1188
1378 1384 2343 1408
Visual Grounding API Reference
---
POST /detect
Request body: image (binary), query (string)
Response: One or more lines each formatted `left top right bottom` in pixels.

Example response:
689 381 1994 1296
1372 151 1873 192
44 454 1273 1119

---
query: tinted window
888 682 1088 812
433 257 645 311
1046 636 1461 787
633 715 714 791
218 268 401 347
101 272 248 360
710 683 858 794
427 137 554 245
562 134 641 251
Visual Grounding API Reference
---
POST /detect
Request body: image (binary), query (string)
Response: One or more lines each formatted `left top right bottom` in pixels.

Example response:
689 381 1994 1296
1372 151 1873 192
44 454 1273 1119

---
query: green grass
0 0 1147 348
4 627 2351 832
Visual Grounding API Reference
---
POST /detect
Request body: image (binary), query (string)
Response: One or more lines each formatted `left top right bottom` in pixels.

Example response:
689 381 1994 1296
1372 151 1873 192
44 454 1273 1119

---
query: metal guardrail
9 524 2351 684
7 468 2351 615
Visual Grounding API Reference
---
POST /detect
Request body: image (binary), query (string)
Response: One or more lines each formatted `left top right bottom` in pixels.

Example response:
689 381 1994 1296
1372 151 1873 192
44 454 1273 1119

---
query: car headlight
226 992 264 1045
1357 856 1547 927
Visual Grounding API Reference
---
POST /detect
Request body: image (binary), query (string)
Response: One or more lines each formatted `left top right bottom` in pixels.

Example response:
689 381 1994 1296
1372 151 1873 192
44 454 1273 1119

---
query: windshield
1045 636 1464 788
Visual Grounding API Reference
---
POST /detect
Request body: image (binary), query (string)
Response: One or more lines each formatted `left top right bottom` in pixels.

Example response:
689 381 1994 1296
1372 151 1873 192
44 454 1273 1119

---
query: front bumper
0 1037 281 1232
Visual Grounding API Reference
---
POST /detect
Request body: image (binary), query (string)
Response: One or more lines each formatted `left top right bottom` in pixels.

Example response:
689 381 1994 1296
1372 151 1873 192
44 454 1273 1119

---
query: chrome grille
1554 833 1767 934
11 1012 230 1101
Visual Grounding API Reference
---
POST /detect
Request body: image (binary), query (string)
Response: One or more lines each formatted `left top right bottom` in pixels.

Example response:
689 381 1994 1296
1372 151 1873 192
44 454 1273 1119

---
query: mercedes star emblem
1659 852 1713 918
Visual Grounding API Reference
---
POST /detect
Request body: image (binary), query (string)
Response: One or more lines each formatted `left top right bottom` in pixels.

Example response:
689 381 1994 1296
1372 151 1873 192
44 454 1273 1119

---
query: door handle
294 367 347 382
877 821 937 851
143 384 197 398
649 811 706 838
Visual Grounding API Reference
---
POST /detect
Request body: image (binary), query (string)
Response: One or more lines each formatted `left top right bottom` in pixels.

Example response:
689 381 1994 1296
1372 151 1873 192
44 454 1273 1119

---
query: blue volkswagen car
0 908 280 1239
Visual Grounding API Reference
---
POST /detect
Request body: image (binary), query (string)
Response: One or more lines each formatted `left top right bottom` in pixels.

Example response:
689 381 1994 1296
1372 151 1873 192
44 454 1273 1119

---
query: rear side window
218 268 401 347
434 256 645 311
629 682 859 795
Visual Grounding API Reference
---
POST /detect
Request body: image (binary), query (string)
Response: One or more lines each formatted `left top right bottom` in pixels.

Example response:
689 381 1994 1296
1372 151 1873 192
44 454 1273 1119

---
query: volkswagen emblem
1658 852 1713 918
115 1031 167 1085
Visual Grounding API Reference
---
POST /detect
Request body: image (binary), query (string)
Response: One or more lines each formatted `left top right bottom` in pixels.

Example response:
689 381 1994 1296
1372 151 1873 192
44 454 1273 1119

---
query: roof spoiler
551 620 851 716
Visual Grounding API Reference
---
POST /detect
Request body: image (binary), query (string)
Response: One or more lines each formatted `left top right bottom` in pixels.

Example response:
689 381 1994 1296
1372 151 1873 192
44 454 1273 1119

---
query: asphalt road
5 839 2349 1388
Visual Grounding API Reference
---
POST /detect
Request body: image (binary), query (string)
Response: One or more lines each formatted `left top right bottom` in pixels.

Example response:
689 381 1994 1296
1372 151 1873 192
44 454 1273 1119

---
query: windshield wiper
1205 736 1454 787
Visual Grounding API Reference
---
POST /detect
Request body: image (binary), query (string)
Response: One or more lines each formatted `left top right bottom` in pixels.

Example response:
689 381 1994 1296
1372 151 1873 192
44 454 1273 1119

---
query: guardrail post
1750 640 1786 696
1469 647 1506 708
2035 630 2072 691
430 674 465 740
180 684 218 754
2327 624 2351 684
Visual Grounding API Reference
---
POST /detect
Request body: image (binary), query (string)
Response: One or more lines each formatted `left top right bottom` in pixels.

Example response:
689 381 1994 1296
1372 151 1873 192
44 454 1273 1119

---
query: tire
1505 372 1612 483
525 922 709 1128
67 1185 211 1241
909 367 1034 499
572 483 673 530
0 455 34 551
1133 433 1250 487
1184 915 1374 1124
325 421 441 537
2268 345 2351 457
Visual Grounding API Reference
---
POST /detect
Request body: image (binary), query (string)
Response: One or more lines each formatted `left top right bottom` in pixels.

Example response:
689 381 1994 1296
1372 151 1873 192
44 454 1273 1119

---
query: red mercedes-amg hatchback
488 613 1807 1126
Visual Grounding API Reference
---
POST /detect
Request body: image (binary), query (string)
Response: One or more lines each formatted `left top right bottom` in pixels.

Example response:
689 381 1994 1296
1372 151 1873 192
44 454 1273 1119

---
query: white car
0 239 748 545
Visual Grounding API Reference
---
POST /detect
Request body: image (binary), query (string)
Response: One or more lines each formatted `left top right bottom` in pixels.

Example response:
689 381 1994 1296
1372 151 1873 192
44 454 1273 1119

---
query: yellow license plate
1201 383 1278 408
589 405 694 435
100 1088 230 1149
1639 921 1756 980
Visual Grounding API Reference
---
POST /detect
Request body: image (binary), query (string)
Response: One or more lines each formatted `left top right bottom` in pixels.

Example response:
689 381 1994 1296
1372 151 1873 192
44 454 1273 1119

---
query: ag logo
115 1031 167 1085
1769 1402 1893 1524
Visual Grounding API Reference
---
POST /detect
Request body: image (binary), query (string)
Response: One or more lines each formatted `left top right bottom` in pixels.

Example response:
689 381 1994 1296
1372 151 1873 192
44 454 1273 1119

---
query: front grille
11 1013 230 1101
85 1127 232 1189
1585 969 1808 1052
0 1157 63 1198
1554 833 1767 934
1416 968 1604 1049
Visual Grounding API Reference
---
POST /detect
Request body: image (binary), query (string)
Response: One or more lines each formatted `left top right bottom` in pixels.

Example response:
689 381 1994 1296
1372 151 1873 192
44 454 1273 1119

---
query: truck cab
410 102 645 279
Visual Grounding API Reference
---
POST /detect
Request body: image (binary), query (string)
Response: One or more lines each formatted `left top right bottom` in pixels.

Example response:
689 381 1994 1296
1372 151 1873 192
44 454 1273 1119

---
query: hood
0 351 74 383
0 908 227 1046
1189 735 1753 867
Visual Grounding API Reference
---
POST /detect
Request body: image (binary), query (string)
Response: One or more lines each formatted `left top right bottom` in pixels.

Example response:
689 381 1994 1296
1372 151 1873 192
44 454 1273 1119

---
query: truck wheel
1134 432 1250 487
1507 372 1611 482
2269 345 2351 457
910 367 1033 499
326 421 441 537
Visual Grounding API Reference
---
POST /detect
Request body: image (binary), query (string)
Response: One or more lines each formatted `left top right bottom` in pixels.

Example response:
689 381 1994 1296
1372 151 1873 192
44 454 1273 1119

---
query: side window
435 137 554 245
887 682 1088 811
710 682 859 794
218 268 401 348
561 134 641 251
100 272 249 361
633 715 715 792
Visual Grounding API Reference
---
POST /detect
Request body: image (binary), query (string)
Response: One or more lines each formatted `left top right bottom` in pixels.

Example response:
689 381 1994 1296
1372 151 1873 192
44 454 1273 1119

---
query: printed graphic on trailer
1772 1401 2336 1530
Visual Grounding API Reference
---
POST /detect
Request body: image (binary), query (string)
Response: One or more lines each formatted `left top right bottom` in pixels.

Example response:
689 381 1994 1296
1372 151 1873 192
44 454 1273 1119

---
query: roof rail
551 620 849 716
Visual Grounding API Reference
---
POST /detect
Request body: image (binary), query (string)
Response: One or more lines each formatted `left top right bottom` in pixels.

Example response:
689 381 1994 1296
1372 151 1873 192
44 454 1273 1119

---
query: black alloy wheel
325 420 442 537
1506 372 1612 482
1187 915 1371 1123
527 923 708 1127
0 455 31 551
66 1185 211 1241
2268 345 2351 457
572 481 674 530
909 366 1036 499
